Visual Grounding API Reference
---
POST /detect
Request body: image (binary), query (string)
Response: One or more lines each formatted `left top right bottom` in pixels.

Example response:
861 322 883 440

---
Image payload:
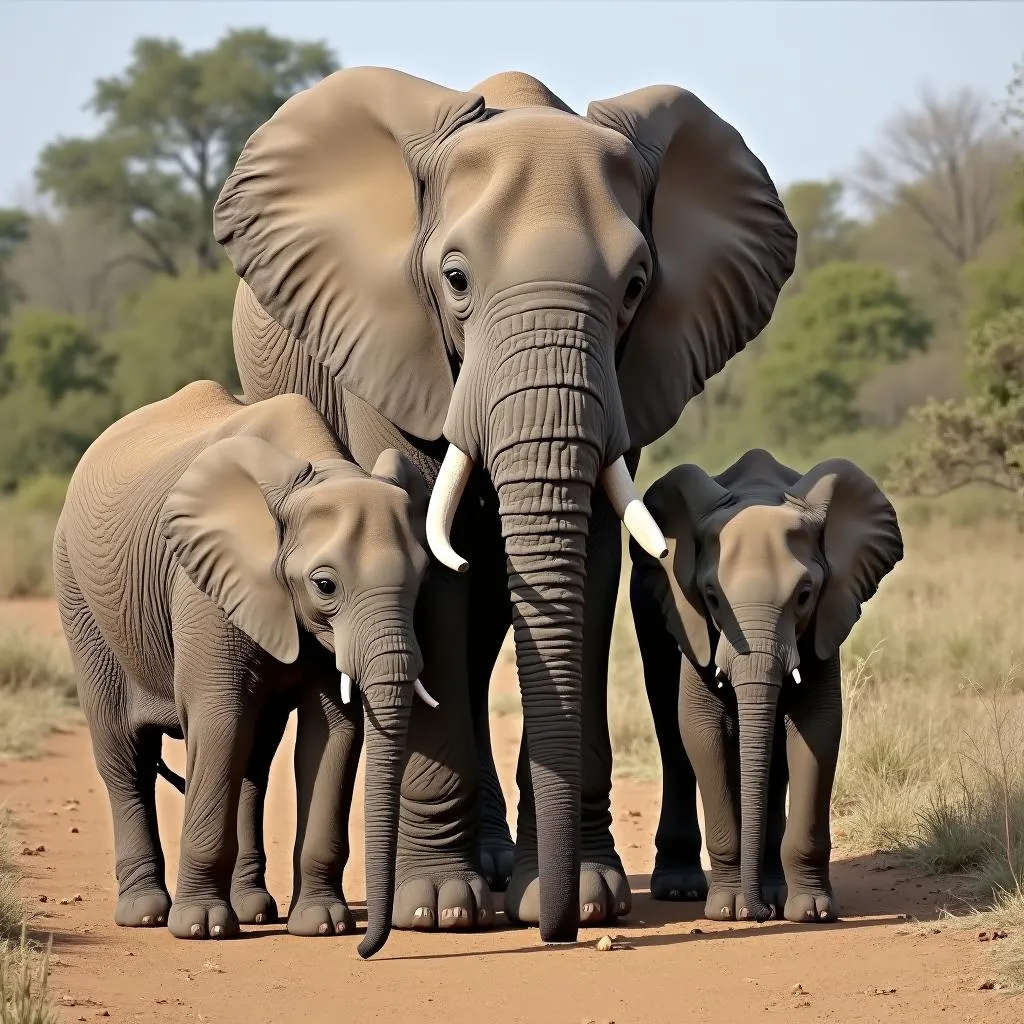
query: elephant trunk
729 642 787 924
356 680 414 959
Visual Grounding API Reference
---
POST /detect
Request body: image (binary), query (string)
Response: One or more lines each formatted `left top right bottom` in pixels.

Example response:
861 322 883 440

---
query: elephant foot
231 884 280 925
477 836 516 893
167 900 239 939
504 860 631 927
114 885 171 928
288 899 356 937
392 868 494 931
784 888 837 923
704 875 787 923
649 861 709 903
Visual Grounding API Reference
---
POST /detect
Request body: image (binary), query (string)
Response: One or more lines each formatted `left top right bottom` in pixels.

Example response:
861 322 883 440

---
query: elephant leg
392 563 493 932
287 671 361 937
781 656 842 924
466 489 515 891
679 666 787 921
505 483 630 928
629 569 706 903
167 606 258 940
56 571 170 929
231 696 291 925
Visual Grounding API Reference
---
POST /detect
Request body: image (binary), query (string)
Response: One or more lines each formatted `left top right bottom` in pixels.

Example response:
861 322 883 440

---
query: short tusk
425 445 474 574
600 457 669 559
340 672 353 704
792 668 801 686
413 679 439 709
715 667 726 689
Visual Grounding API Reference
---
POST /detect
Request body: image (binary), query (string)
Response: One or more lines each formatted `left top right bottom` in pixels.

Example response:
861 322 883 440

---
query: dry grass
0 634 79 759
0 821 57 1024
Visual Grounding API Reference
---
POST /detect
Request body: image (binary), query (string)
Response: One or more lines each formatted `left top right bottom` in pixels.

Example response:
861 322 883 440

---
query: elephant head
213 67 797 942
160 438 431 958
636 449 903 921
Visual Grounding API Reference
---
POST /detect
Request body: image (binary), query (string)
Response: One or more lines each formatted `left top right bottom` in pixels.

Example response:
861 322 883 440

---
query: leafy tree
0 208 31 325
754 262 932 444
106 265 241 412
781 180 859 285
0 310 118 489
1 309 113 402
36 29 338 277
888 306 1024 497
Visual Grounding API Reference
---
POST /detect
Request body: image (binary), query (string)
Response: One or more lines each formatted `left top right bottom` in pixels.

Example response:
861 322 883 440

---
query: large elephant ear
632 464 731 668
586 87 798 449
786 459 904 662
160 436 315 664
213 67 487 441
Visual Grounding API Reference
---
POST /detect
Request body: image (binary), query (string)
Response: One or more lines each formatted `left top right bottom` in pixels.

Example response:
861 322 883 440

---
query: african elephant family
56 64 831 954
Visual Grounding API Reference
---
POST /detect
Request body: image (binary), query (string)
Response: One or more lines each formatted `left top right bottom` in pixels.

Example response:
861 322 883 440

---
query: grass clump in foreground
0 634 79 758
0 822 57 1024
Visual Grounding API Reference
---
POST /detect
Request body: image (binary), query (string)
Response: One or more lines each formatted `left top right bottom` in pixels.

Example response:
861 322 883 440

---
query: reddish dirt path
0 600 1018 1023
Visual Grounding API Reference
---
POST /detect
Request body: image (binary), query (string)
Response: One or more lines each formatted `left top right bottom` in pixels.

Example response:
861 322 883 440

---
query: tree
0 208 31 325
781 180 859 284
0 310 118 489
36 29 338 278
7 202 151 331
106 265 241 412
754 262 932 444
852 87 1018 292
888 306 1024 497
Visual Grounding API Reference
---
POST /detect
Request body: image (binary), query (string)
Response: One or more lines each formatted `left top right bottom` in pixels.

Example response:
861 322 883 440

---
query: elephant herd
52 67 904 959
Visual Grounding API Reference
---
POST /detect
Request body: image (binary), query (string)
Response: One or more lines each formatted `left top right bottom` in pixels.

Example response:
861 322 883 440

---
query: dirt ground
0 599 1019 1023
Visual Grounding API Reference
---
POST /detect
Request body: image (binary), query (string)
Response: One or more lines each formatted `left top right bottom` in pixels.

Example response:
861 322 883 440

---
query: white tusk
792 668 802 685
413 679 439 709
340 672 353 704
600 457 669 559
425 445 474 573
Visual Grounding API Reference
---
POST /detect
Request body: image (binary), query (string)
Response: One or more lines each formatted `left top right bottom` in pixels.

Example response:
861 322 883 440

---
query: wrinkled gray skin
213 66 797 941
53 381 430 957
630 450 903 923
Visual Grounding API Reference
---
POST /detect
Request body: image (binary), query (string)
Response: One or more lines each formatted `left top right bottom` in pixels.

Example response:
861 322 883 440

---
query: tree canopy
35 29 338 277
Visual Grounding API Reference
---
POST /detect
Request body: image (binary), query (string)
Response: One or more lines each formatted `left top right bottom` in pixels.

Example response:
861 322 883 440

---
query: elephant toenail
156 915 165 925
669 889 681 899
478 908 489 923
141 915 153 925
211 925 222 937
739 908 750 920
721 907 732 919
190 923 203 937
440 909 451 920
336 920 348 933
414 907 433 922
254 913 265 924
318 922 330 934
686 891 698 900
618 901 628 913
819 910 829 920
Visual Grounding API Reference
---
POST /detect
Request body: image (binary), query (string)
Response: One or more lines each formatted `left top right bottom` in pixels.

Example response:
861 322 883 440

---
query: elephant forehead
717 504 816 579
439 109 647 222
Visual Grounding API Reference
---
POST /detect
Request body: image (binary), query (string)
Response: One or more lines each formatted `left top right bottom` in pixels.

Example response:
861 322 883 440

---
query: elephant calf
53 380 433 958
630 449 903 924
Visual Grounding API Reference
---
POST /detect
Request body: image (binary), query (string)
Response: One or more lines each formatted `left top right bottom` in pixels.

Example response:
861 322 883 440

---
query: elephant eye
313 576 337 596
796 587 812 608
704 588 720 613
624 276 646 306
444 268 469 294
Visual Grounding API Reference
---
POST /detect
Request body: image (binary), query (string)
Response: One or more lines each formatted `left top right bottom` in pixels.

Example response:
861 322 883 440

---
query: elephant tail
155 758 186 794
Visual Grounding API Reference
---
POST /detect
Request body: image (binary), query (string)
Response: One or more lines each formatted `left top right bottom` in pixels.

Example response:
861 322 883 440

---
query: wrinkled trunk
731 651 785 923
356 681 413 959
444 316 625 943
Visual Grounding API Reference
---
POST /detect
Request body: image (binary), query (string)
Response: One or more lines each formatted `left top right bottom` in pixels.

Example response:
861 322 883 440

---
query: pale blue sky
1 0 1022 208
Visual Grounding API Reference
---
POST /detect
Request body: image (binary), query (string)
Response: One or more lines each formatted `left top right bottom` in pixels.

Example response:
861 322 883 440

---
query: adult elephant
213 67 797 944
